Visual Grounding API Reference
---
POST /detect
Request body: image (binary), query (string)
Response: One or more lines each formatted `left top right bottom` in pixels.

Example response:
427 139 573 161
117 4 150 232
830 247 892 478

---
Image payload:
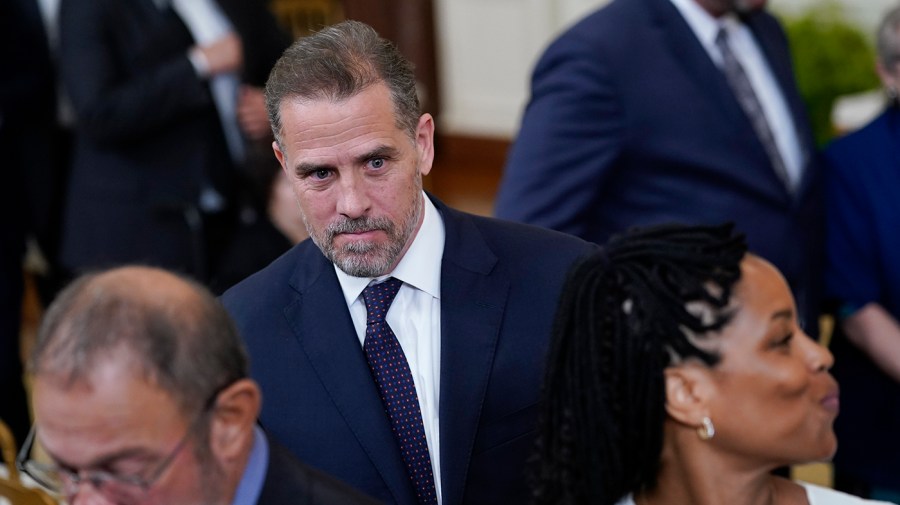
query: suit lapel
285 249 417 505
646 0 747 128
434 202 508 505
17 0 48 48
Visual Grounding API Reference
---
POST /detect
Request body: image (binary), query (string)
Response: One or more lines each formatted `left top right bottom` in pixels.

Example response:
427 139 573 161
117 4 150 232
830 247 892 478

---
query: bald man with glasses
17 266 379 505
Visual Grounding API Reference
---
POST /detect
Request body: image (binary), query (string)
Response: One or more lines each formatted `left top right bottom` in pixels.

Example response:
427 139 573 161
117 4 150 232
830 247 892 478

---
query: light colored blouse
614 482 898 505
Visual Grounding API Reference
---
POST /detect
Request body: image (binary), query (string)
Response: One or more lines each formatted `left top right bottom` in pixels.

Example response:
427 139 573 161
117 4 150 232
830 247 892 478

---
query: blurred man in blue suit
222 21 595 505
496 0 823 331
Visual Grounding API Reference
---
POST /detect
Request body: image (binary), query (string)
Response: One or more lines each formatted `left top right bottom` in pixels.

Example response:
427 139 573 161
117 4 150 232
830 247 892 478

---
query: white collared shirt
668 0 804 190
335 193 445 504
36 0 60 48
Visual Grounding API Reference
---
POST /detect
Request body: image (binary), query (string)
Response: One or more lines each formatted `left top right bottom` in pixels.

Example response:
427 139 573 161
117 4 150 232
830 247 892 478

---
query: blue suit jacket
823 107 900 487
495 0 823 328
222 196 596 505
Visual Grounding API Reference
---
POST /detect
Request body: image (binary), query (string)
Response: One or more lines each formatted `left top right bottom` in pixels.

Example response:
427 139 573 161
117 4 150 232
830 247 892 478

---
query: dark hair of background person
29 268 249 419
531 223 747 505
265 19 420 146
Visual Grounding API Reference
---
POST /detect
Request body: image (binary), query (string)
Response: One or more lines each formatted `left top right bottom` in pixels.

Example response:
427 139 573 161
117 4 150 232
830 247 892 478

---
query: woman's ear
208 378 262 463
664 363 714 428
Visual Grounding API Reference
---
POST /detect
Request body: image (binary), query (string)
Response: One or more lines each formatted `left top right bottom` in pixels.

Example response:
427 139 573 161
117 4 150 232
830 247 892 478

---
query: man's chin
330 247 393 277
333 237 381 256
334 259 391 278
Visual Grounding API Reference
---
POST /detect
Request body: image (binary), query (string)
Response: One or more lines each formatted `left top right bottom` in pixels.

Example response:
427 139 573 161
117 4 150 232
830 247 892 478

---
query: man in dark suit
495 0 823 331
222 21 595 505
57 0 290 281
22 266 379 505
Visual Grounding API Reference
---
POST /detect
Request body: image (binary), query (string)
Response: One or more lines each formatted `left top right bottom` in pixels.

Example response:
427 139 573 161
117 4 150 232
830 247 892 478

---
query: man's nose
66 476 113 505
69 485 111 505
335 174 371 218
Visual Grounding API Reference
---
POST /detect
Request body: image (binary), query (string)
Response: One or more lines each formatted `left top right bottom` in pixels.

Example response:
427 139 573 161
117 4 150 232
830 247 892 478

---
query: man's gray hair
265 20 420 146
877 5 900 68
29 266 249 417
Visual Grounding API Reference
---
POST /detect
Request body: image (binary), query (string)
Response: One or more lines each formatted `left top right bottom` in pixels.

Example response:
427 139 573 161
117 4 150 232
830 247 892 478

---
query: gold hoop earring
697 416 715 441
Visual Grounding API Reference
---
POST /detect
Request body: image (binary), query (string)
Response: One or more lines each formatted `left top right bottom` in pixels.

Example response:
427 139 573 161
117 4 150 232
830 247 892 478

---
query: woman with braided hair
533 223 892 505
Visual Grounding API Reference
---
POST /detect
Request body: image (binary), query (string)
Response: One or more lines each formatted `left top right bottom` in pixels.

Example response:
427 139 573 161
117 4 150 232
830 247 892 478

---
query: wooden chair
0 420 57 505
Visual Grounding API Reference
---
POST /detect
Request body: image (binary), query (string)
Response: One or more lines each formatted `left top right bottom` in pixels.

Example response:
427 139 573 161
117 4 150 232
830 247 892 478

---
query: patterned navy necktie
362 277 437 505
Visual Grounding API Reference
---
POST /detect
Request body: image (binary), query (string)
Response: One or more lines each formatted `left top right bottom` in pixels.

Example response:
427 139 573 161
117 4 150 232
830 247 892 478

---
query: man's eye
314 169 331 179
370 158 385 169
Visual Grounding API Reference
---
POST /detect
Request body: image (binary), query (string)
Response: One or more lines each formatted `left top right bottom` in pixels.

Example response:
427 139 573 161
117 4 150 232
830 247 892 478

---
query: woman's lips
821 389 840 415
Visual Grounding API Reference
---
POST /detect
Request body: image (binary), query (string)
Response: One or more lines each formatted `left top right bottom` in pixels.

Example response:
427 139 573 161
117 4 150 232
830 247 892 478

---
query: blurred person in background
20 265 381 505
821 5 900 501
532 224 886 505
211 161 308 294
57 0 290 283
495 0 823 334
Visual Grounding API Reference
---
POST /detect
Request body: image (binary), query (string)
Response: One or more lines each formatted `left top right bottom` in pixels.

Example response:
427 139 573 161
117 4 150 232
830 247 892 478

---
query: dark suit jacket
222 196 596 505
58 0 290 275
260 438 382 504
495 0 823 329
823 107 900 488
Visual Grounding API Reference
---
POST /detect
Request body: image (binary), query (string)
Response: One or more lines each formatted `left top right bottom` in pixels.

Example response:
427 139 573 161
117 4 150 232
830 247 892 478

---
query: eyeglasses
15 423 192 503
15 383 231 504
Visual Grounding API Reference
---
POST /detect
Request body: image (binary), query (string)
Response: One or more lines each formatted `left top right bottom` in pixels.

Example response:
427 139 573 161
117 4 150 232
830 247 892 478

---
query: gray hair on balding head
30 266 248 417
878 5 900 68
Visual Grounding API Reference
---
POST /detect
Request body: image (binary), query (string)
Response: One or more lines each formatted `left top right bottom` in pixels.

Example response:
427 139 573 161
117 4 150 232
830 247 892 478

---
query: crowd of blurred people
2 0 293 449
3 0 900 503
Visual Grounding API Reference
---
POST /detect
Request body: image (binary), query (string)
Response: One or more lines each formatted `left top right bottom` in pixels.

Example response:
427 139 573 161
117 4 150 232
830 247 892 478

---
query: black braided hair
531 223 747 505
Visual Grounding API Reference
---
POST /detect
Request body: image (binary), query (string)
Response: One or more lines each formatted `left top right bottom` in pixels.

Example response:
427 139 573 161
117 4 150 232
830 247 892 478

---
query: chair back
0 419 57 505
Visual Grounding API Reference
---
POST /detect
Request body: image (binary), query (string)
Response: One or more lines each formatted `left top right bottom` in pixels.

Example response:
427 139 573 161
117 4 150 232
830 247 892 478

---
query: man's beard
307 197 422 278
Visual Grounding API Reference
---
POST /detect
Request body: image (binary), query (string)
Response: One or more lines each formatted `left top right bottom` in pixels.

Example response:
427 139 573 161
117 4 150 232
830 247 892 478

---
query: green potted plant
780 1 880 146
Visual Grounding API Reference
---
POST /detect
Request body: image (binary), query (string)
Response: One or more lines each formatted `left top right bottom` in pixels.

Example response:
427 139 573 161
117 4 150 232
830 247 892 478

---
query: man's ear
664 364 714 428
414 113 434 177
209 379 262 463
273 140 288 174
